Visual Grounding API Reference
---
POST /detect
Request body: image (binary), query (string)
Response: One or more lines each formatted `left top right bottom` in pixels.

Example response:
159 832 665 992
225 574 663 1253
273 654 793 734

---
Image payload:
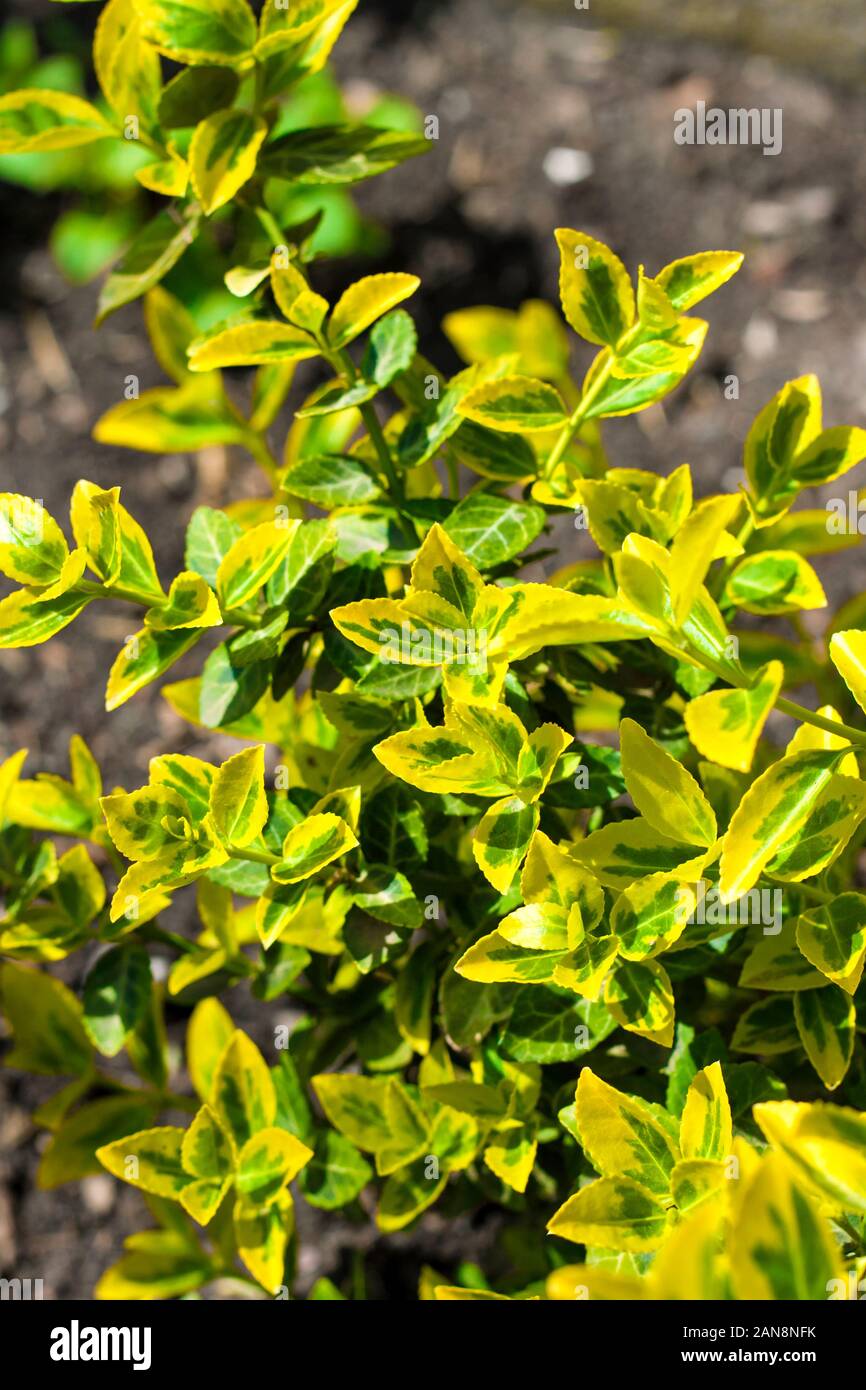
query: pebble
341 79 381 117
742 313 779 360
49 393 89 431
0 1106 31 1150
773 287 830 323
156 454 193 495
543 147 595 186
439 86 472 122
80 1176 115 1216
743 188 836 237
150 955 171 983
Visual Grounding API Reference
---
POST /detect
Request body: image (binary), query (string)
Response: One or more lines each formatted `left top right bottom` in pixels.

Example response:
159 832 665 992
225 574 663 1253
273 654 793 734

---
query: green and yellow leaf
189 109 267 215
271 812 357 884
620 718 716 847
796 893 866 993
547 1175 670 1252
211 1030 276 1150
576 1068 679 1195
555 228 635 347
679 1061 732 1162
209 745 268 848
604 958 675 1047
685 662 783 773
139 0 258 67
458 376 568 433
328 273 420 350
730 1152 841 1299
0 89 114 153
793 988 856 1091
755 1100 866 1214
97 1127 189 1199
829 629 866 714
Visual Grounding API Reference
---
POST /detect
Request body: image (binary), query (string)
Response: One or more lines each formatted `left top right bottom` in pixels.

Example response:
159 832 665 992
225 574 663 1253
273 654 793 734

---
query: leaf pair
0 483 165 658
548 1064 733 1252
745 375 866 525
98 1029 313 1292
457 238 741 431
333 522 645 708
313 1064 479 1228
456 831 609 990
377 707 571 891
102 747 357 927
188 268 420 369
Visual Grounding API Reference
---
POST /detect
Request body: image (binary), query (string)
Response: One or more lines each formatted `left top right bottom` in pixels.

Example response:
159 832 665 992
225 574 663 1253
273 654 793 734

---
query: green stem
254 203 285 252
80 579 265 636
140 924 195 955
689 648 866 748
228 845 280 866
543 354 614 480
91 1071 198 1113
222 607 263 631
332 348 416 547
774 696 866 747
79 579 159 607
114 123 163 160
359 402 404 503
766 876 831 905
735 513 756 551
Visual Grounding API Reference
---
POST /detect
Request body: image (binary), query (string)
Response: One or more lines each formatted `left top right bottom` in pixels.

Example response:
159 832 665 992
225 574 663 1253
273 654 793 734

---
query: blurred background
2 0 866 1297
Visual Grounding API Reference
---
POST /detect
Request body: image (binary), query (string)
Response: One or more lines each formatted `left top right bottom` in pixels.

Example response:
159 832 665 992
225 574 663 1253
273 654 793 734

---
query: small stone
341 79 381 118
742 314 778 360
16 412 47 445
156 454 192 494
742 202 791 238
773 288 829 323
50 393 89 431
0 1106 31 1149
743 188 836 238
448 135 486 190
150 955 170 983
789 187 836 224
542 147 594 187
440 87 472 122
81 1176 115 1216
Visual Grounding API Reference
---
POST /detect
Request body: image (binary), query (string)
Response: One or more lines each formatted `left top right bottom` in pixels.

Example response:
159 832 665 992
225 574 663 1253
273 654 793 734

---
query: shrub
0 0 424 284
1 0 866 1303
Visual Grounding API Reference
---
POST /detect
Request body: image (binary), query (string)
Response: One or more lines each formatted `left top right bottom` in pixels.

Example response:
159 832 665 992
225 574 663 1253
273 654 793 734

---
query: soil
2 0 866 1299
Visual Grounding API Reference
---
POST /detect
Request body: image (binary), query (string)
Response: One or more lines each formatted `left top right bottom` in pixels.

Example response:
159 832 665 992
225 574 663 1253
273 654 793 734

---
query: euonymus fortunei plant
2 0 866 1303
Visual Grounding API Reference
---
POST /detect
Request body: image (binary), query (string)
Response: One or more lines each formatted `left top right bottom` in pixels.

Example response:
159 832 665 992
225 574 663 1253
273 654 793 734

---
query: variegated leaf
679 1061 732 1162
576 1068 679 1195
796 893 866 994
730 1152 841 1299
794 988 856 1091
547 1176 670 1252
685 662 783 773
604 958 675 1047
